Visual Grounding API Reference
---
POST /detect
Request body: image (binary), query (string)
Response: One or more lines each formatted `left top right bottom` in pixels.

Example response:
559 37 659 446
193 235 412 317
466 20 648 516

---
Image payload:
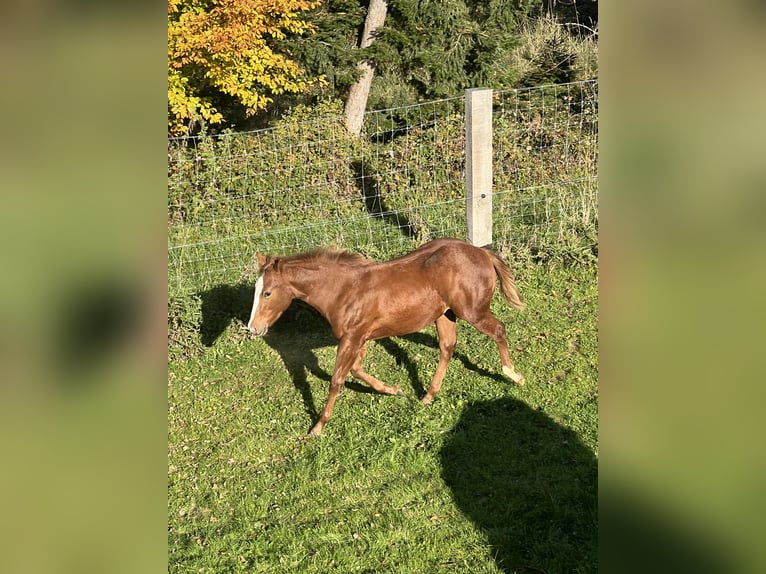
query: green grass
168 258 597 573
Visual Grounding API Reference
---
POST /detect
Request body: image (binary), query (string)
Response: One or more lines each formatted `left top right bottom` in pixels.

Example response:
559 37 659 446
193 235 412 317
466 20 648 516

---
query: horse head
247 252 294 336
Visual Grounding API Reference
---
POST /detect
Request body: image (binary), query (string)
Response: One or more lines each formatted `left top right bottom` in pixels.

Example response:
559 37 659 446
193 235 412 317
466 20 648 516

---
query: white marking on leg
248 274 264 330
502 365 524 384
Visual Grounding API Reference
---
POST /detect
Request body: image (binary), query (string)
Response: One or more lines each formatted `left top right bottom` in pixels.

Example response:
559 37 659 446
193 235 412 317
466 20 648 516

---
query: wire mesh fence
493 81 598 252
168 80 597 295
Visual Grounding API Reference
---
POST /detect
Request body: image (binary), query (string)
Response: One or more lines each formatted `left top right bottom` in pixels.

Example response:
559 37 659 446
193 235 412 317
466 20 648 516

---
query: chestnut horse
247 238 525 435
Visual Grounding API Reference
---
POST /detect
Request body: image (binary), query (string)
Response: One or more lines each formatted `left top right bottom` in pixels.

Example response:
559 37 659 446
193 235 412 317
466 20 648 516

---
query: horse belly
367 290 446 339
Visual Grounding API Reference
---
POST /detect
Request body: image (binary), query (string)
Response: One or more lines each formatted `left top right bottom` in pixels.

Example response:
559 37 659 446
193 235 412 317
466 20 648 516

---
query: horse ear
256 251 267 266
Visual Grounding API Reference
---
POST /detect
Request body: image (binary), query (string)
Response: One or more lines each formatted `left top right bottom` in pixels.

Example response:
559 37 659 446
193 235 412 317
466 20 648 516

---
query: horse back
375 239 498 316
404 238 496 283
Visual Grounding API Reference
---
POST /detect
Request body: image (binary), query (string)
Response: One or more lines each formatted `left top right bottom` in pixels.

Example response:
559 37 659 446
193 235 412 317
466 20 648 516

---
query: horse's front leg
309 337 359 436
351 343 404 396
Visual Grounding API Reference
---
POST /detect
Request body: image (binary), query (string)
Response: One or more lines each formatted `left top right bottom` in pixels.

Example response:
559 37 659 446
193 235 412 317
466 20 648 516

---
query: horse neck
282 260 349 315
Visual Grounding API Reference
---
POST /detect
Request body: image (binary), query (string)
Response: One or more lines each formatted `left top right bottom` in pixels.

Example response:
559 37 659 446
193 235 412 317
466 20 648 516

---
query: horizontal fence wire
168 80 597 295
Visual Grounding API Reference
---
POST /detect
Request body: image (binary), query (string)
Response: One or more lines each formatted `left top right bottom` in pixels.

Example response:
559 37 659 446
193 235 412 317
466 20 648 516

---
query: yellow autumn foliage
168 0 322 134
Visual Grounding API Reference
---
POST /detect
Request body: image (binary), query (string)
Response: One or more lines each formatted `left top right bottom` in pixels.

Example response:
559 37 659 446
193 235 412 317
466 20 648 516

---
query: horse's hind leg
351 343 404 397
470 312 525 386
422 312 458 405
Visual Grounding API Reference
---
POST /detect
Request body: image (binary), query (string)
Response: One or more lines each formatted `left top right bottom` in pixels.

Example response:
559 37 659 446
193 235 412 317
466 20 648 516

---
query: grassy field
168 253 597 573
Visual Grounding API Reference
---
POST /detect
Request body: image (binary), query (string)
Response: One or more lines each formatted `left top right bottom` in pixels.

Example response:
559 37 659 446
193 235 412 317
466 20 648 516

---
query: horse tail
487 250 525 310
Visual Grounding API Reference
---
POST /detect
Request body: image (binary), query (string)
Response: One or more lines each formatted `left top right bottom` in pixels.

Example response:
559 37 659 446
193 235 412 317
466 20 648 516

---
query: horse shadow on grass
198 282 511 426
381 331 510 386
198 283 334 421
198 282 253 347
199 284 397 423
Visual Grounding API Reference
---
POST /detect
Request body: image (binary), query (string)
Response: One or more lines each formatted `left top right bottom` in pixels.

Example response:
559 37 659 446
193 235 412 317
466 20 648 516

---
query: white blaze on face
248 274 264 330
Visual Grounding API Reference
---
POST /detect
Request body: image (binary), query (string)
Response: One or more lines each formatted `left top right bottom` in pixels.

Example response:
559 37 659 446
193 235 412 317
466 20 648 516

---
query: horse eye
263 291 271 298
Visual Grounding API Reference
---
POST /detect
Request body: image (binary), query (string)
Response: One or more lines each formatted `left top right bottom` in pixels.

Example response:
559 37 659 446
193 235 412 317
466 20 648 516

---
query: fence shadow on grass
440 397 598 573
352 159 419 240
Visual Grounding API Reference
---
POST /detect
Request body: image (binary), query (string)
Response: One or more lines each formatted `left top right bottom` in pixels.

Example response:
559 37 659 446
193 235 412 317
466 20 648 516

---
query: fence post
465 88 493 247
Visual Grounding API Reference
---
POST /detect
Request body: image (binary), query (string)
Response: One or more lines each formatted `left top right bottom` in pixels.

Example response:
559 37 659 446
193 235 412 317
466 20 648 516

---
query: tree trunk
344 0 388 136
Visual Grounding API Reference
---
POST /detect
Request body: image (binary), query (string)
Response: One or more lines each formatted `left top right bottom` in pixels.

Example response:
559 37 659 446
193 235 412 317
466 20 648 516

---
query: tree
371 0 541 100
286 0 542 126
167 0 323 134
343 0 388 135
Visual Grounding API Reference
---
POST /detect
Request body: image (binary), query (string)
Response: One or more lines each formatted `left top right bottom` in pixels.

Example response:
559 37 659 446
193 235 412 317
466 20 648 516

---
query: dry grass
508 15 598 85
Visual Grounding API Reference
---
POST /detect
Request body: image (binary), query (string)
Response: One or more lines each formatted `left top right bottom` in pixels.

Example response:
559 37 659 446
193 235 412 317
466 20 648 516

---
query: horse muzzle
248 323 268 337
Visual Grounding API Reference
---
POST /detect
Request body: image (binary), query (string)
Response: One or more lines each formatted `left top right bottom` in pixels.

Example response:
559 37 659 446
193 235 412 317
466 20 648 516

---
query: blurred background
0 3 167 573
601 1 766 571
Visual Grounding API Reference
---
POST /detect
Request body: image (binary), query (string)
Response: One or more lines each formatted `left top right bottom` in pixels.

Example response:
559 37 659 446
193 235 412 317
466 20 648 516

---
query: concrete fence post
465 88 493 247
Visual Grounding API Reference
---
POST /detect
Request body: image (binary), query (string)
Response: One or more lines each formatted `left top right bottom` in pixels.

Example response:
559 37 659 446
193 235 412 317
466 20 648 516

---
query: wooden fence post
465 88 493 247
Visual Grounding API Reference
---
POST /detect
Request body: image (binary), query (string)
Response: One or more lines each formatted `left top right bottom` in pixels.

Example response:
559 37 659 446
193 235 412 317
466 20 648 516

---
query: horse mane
282 247 374 267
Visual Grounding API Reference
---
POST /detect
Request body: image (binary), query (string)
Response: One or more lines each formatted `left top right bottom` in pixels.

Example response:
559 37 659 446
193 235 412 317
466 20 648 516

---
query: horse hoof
502 366 525 385
395 387 404 396
308 426 323 437
421 396 433 405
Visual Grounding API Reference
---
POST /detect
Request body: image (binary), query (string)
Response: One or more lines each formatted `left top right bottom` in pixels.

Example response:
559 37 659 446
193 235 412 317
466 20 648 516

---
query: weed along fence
168 80 598 295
